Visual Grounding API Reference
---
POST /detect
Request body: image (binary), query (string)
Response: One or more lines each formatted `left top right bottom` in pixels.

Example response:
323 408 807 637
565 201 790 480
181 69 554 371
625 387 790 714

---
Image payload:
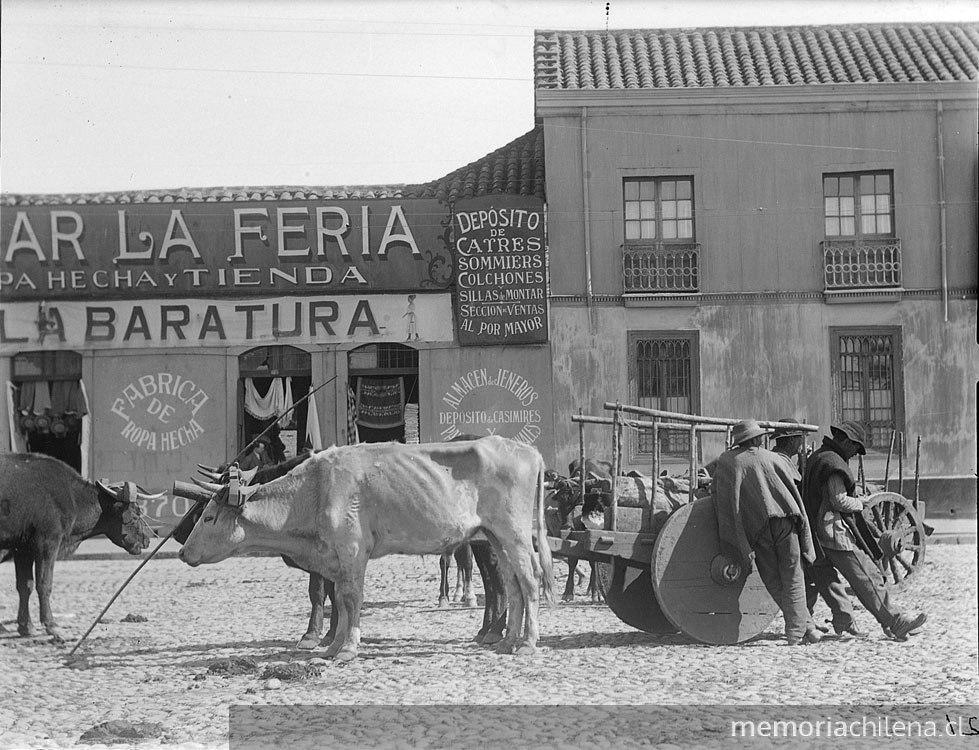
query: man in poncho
713 419 821 645
802 421 927 641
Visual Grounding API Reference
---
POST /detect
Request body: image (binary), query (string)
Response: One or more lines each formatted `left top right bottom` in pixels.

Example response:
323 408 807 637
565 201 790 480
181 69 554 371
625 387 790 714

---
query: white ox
178 436 555 661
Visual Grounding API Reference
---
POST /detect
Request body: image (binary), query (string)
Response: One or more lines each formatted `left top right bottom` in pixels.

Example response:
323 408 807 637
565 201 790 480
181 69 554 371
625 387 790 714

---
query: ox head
94 480 156 554
176 465 262 567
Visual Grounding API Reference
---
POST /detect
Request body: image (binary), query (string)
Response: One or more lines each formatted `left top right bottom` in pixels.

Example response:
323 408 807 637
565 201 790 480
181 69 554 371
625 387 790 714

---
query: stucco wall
549 298 977 481
545 100 977 297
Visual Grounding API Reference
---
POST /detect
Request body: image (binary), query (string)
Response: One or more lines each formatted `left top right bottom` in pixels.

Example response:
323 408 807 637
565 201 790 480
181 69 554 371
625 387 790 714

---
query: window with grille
629 332 700 456
831 328 904 451
823 172 894 238
624 178 695 241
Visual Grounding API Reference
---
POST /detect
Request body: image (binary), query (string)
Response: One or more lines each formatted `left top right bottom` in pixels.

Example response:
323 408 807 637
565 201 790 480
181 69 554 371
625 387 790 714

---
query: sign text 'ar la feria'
0 198 452 300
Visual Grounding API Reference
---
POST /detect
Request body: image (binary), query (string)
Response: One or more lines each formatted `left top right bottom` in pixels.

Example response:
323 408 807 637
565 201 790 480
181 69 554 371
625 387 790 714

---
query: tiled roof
1 128 545 206
534 23 979 89
1 184 419 207
410 126 545 202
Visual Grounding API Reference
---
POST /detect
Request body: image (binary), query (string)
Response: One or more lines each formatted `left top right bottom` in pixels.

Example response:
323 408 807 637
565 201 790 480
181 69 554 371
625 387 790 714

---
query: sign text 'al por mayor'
1 198 452 300
454 195 547 346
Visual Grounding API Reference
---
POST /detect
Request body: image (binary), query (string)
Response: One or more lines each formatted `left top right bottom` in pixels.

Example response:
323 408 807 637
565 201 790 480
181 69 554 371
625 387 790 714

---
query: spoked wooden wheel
861 492 926 591
595 559 677 634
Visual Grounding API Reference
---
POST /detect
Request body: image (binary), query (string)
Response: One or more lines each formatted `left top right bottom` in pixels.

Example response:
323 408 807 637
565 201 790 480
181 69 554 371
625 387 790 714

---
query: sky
2 0 977 195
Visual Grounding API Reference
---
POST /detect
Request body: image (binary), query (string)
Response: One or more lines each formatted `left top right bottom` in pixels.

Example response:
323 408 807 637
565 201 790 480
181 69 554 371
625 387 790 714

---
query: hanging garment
243 377 293 421
305 391 323 451
32 381 52 414
356 377 405 430
278 378 294 429
346 385 360 445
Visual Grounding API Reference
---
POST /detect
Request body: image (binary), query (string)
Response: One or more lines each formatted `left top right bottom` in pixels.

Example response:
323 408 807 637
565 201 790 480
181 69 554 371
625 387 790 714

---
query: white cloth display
244 377 294 427
306 391 323 451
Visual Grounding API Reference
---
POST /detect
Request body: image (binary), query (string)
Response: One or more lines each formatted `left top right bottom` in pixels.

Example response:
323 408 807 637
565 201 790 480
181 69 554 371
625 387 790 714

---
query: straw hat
731 419 769 446
773 417 805 439
831 421 868 454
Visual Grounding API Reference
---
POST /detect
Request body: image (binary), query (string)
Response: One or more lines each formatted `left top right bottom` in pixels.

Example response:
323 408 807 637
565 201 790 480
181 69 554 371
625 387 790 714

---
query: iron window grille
623 177 699 293
822 171 901 289
831 327 904 451
629 332 700 457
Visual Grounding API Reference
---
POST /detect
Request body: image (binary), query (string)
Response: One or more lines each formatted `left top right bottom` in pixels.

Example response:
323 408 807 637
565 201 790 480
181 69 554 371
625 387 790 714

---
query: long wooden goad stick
67 375 337 658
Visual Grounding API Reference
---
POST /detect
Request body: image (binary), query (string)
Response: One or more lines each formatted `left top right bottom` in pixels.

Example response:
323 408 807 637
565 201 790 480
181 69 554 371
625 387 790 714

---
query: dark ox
0 453 152 638
178 436 554 660
546 458 613 602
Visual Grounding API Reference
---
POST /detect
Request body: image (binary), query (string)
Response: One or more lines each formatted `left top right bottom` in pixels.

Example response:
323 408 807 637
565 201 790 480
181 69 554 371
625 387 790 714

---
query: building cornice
536 81 979 117
549 287 978 307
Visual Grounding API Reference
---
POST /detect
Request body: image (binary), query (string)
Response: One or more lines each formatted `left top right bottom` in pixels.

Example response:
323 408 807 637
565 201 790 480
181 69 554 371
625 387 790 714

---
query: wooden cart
544 403 927 644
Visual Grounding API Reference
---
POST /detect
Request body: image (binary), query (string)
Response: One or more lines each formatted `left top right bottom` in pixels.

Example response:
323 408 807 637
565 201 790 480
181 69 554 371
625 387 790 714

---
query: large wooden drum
650 496 779 645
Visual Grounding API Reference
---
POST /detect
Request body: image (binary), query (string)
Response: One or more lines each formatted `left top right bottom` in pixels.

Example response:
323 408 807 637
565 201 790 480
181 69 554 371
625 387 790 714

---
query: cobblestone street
1 546 976 749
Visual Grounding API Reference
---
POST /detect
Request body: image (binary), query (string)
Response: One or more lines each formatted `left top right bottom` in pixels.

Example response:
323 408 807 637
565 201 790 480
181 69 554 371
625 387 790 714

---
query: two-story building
535 22 978 514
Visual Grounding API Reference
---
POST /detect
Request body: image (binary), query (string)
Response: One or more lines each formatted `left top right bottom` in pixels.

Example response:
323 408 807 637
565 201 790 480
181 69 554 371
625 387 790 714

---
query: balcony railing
822 238 902 290
623 242 700 293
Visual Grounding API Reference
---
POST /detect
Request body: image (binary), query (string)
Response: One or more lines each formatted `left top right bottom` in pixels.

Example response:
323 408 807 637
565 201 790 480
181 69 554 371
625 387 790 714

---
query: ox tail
536 460 556 605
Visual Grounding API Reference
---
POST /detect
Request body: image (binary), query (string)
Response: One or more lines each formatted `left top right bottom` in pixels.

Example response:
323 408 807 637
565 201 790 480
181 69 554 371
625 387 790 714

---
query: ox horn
96 480 121 499
136 489 168 502
197 467 225 482
172 480 213 503
191 477 224 493
197 463 221 474
239 467 259 485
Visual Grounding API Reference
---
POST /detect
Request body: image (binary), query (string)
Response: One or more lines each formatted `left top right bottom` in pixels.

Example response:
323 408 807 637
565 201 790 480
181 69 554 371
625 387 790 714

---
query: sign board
90 353 228 528
0 294 454 352
427 345 555 467
454 195 547 346
1 198 453 301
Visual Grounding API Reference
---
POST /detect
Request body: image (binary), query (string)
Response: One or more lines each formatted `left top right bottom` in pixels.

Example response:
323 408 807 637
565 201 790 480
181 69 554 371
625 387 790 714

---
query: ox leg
438 553 451 608
588 562 603 603
13 550 35 637
562 557 579 602
455 544 476 607
472 542 506 645
33 545 63 640
505 542 542 656
297 573 335 650
487 537 525 655
328 551 368 662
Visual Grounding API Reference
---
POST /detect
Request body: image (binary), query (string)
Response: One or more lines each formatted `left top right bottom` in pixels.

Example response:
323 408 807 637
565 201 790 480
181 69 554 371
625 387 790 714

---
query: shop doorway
347 343 419 444
238 345 311 465
8 350 87 473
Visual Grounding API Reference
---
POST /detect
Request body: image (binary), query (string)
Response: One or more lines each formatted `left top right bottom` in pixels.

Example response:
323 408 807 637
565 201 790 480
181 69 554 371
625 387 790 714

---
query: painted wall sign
0 294 454 351
454 195 547 346
110 372 210 452
427 345 555 467
90 354 227 529
0 199 452 301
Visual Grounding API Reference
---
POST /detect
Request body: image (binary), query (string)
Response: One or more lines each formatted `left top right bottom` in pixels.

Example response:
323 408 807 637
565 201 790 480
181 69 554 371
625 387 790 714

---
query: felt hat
831 421 867 454
773 417 805 439
731 419 769 446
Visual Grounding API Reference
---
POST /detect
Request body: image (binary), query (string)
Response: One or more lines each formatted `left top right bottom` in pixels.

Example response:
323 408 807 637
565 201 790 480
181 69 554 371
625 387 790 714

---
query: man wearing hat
802 421 927 641
713 419 821 645
239 434 275 471
773 418 864 639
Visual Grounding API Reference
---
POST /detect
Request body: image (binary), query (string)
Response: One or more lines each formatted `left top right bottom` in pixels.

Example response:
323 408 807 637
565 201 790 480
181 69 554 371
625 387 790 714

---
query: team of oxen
1 438 639 658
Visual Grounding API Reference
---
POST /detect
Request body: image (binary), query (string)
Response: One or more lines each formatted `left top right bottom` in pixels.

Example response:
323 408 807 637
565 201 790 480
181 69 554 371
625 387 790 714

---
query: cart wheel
595 559 677 634
861 492 926 591
651 496 779 645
